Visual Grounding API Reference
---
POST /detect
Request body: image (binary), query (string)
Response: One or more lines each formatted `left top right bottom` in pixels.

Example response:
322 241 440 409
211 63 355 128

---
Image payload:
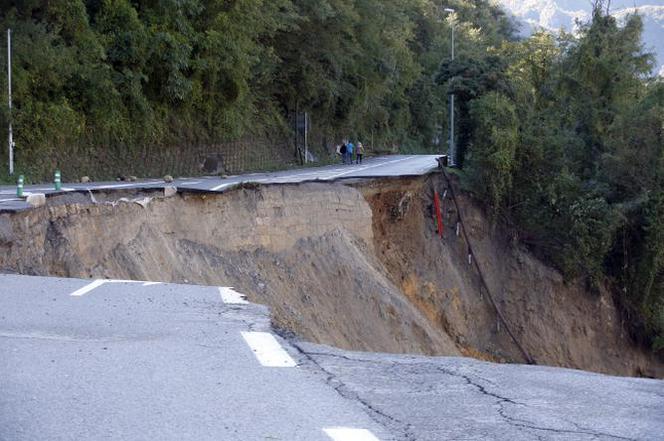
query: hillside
0 0 514 181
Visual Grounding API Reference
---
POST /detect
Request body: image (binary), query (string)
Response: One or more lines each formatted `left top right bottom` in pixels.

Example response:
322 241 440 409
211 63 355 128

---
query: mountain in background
498 0 664 76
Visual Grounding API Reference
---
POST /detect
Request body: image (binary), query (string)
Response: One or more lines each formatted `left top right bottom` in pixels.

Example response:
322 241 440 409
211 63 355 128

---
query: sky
498 0 664 75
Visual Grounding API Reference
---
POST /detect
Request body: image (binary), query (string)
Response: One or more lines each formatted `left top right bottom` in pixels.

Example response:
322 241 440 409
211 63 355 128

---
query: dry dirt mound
0 176 662 377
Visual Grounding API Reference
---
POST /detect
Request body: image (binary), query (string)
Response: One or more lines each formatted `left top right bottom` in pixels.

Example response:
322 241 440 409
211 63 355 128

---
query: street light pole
443 8 456 166
7 28 14 176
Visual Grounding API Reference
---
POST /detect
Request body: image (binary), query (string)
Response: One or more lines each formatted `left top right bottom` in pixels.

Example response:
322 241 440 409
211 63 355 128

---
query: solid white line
241 332 296 367
31 187 76 192
324 156 414 180
94 183 142 190
323 427 381 441
70 279 107 297
142 282 162 286
219 287 249 304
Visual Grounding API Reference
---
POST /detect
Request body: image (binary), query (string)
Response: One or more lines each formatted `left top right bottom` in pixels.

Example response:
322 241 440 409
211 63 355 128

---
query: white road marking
177 181 202 186
30 187 76 192
324 156 414 180
219 287 249 304
70 279 107 297
323 427 381 441
94 183 143 190
241 332 297 367
70 279 161 296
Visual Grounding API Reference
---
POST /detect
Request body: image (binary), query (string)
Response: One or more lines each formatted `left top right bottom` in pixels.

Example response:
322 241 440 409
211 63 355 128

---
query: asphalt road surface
1 274 663 441
0 275 390 441
297 343 664 441
0 155 441 212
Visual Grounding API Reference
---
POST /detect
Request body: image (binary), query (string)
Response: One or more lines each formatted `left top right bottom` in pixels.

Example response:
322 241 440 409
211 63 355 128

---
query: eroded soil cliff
1 175 661 377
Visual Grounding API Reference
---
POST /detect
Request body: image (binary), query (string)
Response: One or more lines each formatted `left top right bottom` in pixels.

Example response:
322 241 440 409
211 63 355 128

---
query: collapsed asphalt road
1 274 663 441
0 155 441 212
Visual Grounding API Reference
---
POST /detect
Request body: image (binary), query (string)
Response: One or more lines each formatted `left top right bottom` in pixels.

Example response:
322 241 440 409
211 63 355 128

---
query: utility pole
443 8 456 166
304 112 308 164
7 28 14 175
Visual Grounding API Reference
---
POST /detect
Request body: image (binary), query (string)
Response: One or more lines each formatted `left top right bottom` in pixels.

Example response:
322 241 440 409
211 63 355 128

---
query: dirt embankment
0 175 662 377
360 176 664 377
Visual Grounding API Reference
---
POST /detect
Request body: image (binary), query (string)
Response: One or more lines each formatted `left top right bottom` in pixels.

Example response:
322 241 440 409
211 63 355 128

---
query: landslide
0 175 662 377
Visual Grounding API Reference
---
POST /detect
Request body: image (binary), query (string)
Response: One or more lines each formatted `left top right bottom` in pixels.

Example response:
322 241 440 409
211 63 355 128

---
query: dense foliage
454 2 664 354
0 0 514 179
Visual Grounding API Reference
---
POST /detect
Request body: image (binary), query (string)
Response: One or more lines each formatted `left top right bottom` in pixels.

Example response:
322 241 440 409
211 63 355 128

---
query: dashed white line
219 287 249 304
323 427 381 441
241 332 297 367
70 279 107 297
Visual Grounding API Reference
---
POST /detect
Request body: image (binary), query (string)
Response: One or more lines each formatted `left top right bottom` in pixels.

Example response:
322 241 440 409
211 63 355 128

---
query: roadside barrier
16 175 24 197
439 166 536 365
54 170 62 191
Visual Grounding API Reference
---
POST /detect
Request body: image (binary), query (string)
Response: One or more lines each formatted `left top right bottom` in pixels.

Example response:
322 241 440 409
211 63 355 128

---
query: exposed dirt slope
361 175 664 377
0 175 662 377
0 183 457 355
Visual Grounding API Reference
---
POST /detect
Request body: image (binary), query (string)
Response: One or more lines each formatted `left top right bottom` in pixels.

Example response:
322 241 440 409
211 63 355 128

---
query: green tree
466 91 517 214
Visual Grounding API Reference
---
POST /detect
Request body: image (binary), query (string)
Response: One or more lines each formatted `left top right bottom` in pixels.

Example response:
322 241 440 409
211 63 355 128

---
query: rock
164 175 174 183
128 176 138 182
80 176 90 183
26 193 46 208
163 186 177 198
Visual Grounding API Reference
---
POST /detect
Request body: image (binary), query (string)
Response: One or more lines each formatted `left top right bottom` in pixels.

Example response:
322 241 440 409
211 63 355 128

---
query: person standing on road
356 141 364 164
340 142 347 164
347 140 355 165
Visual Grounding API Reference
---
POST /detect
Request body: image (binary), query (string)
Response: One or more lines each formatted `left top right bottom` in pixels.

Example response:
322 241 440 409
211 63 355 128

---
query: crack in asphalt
290 343 416 441
435 365 638 441
294 349 642 441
